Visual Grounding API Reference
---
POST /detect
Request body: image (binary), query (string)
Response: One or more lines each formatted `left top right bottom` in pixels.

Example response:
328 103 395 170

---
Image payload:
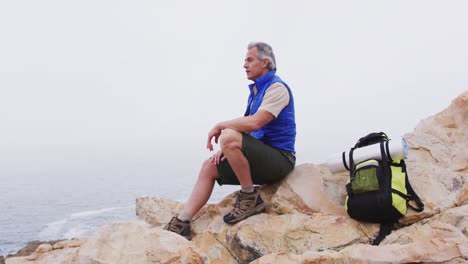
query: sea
0 171 238 256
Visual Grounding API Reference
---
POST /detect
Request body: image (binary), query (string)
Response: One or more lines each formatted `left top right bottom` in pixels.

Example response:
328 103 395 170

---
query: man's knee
219 129 242 150
200 159 219 180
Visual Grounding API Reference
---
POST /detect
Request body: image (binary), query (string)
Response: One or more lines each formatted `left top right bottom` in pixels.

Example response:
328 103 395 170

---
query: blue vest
244 71 296 153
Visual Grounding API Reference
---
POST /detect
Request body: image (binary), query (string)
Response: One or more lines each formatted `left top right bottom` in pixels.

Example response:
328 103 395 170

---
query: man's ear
262 58 269 68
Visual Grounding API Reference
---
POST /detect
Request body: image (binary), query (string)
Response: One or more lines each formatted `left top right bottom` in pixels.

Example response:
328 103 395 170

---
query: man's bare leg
165 158 218 240
182 160 219 218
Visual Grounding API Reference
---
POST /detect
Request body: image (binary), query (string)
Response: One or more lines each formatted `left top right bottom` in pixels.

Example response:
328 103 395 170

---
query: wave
38 206 134 241
38 219 68 239
70 206 130 219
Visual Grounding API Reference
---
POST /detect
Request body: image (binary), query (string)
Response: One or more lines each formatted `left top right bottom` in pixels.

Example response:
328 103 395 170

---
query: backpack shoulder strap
405 176 425 212
401 160 425 212
345 148 357 196
372 222 393 245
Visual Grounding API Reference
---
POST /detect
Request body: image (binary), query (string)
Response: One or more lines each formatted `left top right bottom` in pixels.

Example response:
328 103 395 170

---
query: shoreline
1 240 64 264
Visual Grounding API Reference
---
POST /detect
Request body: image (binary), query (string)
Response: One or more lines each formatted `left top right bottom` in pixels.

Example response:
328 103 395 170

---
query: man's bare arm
206 110 274 151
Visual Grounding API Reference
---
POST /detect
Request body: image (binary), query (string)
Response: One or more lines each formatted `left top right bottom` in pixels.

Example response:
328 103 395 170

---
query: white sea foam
63 227 88 239
38 219 68 240
70 206 130 219
38 206 134 241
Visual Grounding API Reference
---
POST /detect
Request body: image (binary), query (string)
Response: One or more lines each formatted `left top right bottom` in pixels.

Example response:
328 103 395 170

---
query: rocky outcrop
78 221 208 263
252 205 468 264
6 91 467 263
5 239 85 264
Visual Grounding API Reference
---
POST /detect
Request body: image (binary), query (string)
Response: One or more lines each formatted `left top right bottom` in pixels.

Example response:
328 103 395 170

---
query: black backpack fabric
344 132 424 245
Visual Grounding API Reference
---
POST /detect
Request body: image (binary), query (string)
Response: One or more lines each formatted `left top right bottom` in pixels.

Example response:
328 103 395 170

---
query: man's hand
207 125 222 151
209 150 225 165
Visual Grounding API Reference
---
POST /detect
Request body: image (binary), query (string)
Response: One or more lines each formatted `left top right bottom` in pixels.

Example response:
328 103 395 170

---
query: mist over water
0 172 237 255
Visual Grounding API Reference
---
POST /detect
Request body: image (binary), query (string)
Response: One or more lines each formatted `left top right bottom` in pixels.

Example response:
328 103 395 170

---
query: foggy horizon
1 1 467 180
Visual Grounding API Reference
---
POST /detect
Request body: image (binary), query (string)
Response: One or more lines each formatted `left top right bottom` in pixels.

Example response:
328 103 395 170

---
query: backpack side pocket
351 159 381 194
346 159 395 223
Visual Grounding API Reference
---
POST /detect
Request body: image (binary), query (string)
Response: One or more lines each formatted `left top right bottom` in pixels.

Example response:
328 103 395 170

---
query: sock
241 185 255 193
177 211 192 222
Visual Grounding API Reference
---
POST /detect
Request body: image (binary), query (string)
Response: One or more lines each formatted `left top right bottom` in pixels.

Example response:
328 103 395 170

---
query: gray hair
248 42 276 71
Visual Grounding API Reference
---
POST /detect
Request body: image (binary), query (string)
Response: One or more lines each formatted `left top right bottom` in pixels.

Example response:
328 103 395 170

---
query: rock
251 250 348 264
25 244 52 261
5 240 62 259
51 239 85 250
270 163 347 216
456 185 468 206
385 205 468 244
191 232 237 264
227 212 366 263
4 240 70 264
340 206 468 263
252 204 468 264
78 221 208 264
402 91 467 223
5 247 79 264
340 238 466 264
135 196 185 227
5 91 467 263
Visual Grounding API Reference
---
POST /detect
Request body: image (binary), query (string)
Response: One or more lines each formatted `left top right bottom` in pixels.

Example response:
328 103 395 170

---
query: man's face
244 48 269 81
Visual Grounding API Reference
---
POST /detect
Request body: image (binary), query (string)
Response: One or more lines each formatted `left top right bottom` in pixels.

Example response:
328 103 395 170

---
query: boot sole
224 203 266 224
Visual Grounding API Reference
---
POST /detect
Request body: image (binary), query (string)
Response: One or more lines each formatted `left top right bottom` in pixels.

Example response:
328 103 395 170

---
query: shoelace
165 218 176 231
229 192 252 215
167 218 184 232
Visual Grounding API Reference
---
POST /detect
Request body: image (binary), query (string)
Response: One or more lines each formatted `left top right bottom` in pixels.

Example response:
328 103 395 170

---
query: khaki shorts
216 134 296 186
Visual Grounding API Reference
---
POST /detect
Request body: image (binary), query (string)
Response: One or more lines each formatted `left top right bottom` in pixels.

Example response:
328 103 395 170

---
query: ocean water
0 171 238 256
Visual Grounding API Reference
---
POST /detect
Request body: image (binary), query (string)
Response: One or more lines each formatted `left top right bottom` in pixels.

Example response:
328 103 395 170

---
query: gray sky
1 1 467 180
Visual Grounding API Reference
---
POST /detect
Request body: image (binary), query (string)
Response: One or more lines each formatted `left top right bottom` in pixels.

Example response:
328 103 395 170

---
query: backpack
344 132 424 245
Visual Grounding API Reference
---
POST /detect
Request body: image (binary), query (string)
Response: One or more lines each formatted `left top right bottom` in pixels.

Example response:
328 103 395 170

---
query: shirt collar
248 70 276 93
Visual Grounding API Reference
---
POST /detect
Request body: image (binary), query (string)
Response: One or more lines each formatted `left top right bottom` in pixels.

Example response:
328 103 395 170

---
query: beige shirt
253 83 290 118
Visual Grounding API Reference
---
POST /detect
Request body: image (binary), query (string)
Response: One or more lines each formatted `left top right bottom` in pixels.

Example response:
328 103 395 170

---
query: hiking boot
164 217 192 240
223 190 266 224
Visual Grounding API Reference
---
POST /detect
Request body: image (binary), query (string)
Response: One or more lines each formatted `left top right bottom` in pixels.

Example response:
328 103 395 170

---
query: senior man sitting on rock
165 42 297 240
